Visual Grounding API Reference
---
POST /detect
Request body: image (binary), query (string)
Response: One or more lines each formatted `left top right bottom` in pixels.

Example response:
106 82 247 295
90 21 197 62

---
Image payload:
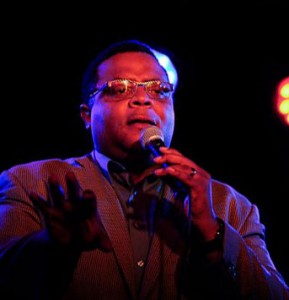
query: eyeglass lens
106 80 172 100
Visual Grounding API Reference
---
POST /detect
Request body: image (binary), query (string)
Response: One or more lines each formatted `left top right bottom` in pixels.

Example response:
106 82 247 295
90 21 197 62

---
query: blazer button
137 260 145 268
227 262 237 279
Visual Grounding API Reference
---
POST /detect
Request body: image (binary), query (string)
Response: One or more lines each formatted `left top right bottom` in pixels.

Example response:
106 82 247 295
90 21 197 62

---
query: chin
128 140 143 153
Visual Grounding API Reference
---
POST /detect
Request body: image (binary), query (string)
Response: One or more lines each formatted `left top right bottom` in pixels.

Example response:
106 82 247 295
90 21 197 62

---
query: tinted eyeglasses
89 79 174 101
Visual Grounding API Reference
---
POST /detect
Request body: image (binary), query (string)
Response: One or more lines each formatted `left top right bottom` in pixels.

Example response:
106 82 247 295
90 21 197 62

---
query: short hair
81 39 171 105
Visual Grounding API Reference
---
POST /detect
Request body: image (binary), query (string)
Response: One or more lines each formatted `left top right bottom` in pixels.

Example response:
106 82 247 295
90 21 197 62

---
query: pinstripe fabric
0 152 288 299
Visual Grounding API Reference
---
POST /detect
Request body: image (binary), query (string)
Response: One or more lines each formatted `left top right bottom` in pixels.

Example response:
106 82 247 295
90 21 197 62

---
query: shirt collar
92 149 158 186
92 149 126 173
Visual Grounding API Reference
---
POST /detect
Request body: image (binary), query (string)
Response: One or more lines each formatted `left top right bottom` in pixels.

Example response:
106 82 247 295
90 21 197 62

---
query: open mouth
127 119 156 126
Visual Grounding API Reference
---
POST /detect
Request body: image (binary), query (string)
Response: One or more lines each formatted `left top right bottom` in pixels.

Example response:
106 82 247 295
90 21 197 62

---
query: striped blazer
0 152 288 299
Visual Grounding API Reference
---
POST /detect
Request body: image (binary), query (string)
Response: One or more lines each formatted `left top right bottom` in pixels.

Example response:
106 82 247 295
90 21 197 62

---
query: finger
66 171 81 204
154 152 194 168
158 147 182 156
48 174 65 209
170 165 198 181
154 154 208 179
154 165 200 189
78 189 97 219
29 191 50 214
29 191 66 220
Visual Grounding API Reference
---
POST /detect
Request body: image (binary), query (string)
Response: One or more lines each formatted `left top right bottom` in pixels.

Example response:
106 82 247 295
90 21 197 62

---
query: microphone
140 126 168 164
140 126 188 198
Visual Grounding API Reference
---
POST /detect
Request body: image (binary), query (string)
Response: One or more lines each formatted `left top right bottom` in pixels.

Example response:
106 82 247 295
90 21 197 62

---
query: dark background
1 3 288 285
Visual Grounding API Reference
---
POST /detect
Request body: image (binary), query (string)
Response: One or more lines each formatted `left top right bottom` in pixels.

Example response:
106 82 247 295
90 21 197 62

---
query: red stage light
275 76 289 125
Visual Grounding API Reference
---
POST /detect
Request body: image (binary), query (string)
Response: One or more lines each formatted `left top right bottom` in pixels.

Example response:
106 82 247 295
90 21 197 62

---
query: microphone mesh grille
140 126 164 149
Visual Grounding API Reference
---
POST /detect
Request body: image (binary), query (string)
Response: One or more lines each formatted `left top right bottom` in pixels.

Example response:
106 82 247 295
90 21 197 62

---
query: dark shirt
92 150 164 290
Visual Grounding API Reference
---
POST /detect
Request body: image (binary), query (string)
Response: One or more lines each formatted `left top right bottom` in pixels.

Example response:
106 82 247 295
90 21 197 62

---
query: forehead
97 52 169 82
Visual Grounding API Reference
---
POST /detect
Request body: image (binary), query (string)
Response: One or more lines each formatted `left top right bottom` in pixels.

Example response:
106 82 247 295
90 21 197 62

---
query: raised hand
29 171 112 252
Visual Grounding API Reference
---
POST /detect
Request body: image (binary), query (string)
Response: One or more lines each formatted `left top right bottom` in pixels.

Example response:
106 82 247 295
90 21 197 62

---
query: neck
128 164 159 185
94 146 156 184
119 151 157 185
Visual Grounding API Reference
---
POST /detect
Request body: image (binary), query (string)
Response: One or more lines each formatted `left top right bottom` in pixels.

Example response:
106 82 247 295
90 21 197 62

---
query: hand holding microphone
140 126 219 242
140 126 190 198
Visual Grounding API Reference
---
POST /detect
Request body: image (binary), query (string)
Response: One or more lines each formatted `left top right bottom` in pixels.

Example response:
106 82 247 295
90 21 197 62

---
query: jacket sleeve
0 168 79 300
186 181 289 299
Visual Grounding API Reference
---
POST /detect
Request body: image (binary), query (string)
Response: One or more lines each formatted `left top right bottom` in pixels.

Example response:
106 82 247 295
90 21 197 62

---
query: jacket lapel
73 155 183 299
73 155 137 298
139 185 180 299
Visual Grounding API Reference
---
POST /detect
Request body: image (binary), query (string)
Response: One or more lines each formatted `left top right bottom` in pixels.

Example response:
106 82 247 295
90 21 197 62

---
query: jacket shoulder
2 154 92 180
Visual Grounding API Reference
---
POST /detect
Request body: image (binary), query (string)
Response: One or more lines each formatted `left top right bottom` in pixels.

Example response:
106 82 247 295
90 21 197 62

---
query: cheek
91 104 115 123
158 104 175 146
164 113 175 146
90 104 124 135
90 107 105 128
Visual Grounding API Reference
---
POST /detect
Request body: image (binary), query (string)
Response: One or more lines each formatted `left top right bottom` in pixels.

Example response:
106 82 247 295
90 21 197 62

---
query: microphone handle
147 139 168 166
147 139 188 198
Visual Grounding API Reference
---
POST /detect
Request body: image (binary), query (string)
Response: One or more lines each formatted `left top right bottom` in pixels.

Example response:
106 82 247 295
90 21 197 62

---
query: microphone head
140 126 165 149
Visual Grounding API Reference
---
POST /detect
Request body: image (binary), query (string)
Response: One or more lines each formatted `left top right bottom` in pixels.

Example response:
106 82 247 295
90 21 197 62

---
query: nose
129 86 152 107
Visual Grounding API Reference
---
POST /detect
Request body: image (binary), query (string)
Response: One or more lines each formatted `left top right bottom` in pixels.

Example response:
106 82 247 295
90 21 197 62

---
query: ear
80 104 91 129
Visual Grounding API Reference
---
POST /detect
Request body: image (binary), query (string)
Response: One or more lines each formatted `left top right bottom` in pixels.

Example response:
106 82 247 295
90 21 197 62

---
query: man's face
82 52 175 161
